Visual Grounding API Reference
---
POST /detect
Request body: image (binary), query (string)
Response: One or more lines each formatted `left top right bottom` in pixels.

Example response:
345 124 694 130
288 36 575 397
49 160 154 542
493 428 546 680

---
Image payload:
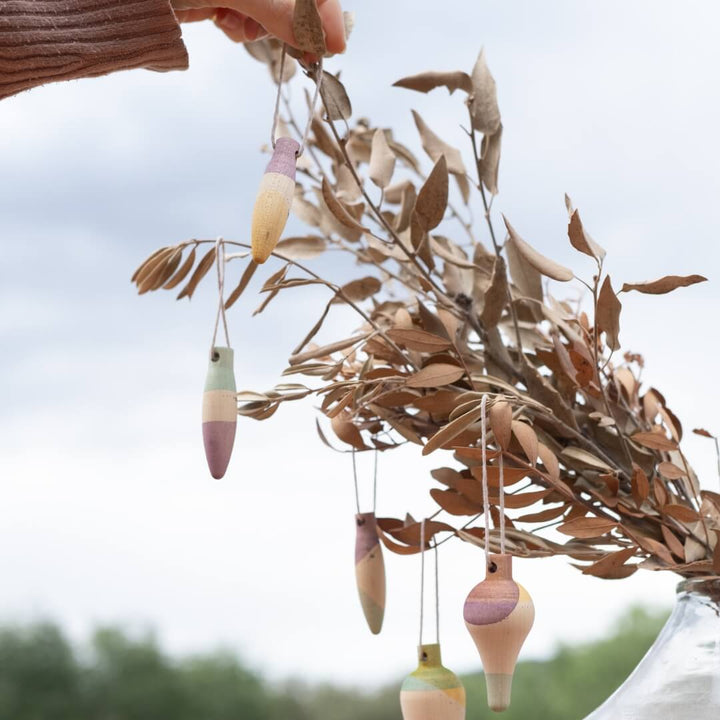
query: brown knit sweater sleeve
0 0 189 101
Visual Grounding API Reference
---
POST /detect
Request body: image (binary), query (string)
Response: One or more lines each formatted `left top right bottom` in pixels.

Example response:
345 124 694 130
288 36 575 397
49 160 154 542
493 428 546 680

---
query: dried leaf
480 255 508 328
275 235 327 259
631 466 650 506
561 447 614 472
505 232 542 304
512 420 538 466
631 431 678 452
596 275 622 351
568 209 606 261
321 178 367 232
163 246 196 290
537 443 560 482
320 71 352 121
661 525 685 560
662 504 700 523
557 517 618 539
335 276 381 303
489 401 512 450
289 333 368 365
430 488 481 516
503 216 573 282
423 404 485 456
224 260 258 310
621 274 707 295
480 125 502 195
517 505 568 523
693 428 715 439
292 0 326 55
414 155 448 231
579 547 636 578
369 129 396 189
406 363 465 389
386 328 452 353
411 111 467 177
469 48 501 134
657 461 686 480
393 70 472 95
177 246 215 300
330 411 366 449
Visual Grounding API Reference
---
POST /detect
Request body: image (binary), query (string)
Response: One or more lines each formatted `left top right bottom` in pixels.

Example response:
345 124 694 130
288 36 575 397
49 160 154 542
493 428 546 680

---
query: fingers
213 9 267 43
173 1 346 54
317 0 345 54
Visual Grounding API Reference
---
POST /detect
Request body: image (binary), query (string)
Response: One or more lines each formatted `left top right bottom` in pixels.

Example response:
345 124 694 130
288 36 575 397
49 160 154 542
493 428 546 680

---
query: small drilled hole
421 651 428 661
211 351 220 362
488 561 498 573
357 517 366 526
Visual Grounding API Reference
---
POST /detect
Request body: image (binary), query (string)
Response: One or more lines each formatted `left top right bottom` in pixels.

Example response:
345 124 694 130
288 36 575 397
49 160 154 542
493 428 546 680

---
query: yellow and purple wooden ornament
400 644 466 720
463 554 534 712
202 346 237 479
355 512 386 634
251 136 300 264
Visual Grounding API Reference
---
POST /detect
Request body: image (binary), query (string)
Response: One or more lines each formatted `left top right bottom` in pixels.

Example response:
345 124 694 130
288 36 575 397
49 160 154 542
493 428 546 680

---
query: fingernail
216 10 243 32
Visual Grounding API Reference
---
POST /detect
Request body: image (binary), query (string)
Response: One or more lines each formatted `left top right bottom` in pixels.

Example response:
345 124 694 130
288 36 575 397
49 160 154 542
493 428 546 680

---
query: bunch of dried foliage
133 39 719 581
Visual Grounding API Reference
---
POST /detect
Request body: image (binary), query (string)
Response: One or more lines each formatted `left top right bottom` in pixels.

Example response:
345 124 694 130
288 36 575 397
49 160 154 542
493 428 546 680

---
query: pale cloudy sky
0 0 718 689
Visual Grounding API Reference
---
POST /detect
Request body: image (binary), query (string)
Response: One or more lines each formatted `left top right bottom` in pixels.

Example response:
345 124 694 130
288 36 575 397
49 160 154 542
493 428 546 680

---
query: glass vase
584 577 720 719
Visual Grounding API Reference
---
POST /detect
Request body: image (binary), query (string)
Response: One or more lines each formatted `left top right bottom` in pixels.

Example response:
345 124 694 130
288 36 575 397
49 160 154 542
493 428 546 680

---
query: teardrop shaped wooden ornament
355 512 386 634
202 347 237 479
463 554 534 712
400 643 466 720
251 136 300 264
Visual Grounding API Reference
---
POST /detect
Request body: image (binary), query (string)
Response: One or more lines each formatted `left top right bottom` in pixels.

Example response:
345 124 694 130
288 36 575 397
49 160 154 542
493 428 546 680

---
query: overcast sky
0 0 718 690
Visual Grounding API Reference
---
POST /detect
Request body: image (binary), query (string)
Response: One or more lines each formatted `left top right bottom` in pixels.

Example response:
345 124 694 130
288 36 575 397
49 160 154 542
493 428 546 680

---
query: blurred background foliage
0 606 666 720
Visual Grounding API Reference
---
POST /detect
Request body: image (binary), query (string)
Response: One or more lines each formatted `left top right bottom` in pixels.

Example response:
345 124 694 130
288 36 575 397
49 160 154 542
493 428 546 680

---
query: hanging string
372 449 378 513
351 448 360 514
418 519 441 649
499 452 506 555
419 518 426 648
433 539 440 643
480 395 508 560
271 44 324 158
210 237 230 353
480 395 491 567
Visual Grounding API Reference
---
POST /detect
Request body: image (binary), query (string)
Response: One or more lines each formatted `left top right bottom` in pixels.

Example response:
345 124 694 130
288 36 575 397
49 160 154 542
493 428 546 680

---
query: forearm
0 0 189 101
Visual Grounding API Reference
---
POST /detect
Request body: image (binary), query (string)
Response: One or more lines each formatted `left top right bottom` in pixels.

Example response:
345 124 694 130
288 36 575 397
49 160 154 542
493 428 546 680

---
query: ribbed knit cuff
0 0 189 100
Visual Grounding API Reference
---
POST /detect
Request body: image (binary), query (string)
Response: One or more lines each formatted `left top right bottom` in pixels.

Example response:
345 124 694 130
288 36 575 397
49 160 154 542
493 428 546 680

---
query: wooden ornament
400 643 466 720
463 554 534 712
202 346 237 479
251 136 300 264
355 512 386 634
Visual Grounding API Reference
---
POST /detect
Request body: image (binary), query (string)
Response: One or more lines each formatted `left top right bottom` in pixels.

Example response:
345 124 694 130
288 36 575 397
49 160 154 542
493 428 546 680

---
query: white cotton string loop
351 448 361 514
419 518 426 648
480 395 491 567
372 449 378 514
499 452 506 555
270 45 323 159
210 237 230 353
433 540 440 643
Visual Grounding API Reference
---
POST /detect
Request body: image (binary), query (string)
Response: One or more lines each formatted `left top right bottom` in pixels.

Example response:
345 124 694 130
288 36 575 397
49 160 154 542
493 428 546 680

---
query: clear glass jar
584 577 720 719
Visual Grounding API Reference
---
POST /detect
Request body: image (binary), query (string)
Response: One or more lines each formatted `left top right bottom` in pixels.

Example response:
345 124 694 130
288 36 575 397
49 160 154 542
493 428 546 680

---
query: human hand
172 0 346 54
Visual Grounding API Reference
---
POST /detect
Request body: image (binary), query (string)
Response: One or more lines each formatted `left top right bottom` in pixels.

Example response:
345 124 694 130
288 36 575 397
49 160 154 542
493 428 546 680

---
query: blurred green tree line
0 607 666 720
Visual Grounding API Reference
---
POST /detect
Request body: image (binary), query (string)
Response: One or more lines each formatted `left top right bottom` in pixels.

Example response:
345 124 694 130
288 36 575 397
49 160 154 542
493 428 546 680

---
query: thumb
228 0 346 54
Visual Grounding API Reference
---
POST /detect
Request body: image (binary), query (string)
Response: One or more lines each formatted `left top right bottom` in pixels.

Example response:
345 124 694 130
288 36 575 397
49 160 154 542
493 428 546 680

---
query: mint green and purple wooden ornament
355 512 386 634
400 644 466 720
202 346 237 479
251 136 300 264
